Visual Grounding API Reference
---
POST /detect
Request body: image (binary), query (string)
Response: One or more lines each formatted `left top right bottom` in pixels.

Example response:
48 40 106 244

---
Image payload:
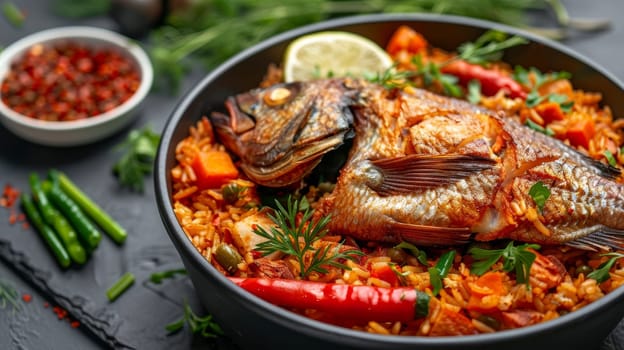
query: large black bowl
155 14 624 350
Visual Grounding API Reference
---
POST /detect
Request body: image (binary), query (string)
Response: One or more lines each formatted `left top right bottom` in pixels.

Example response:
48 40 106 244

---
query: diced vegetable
534 101 565 124
467 271 505 312
21 193 71 268
191 150 239 190
565 119 595 149
30 173 87 265
386 25 428 55
106 272 135 301
54 170 127 244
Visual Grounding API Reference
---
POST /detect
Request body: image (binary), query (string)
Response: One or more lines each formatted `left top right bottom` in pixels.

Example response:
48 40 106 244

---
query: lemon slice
283 31 393 82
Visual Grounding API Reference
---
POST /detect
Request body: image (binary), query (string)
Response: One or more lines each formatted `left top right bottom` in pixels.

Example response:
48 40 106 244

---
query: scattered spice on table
1 41 140 121
21 293 32 303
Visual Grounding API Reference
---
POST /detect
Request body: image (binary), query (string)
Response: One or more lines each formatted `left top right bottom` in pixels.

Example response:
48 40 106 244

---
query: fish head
210 79 356 187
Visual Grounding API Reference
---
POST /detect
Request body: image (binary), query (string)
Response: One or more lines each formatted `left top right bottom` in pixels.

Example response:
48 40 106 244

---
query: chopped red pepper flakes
1 41 140 122
1 183 20 208
70 321 81 328
43 302 49 308
22 293 32 303
1 183 26 227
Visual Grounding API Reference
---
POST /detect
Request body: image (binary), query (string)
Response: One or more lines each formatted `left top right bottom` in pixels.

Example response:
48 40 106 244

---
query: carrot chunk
466 272 506 313
386 25 428 55
191 150 239 189
534 101 565 124
565 119 595 149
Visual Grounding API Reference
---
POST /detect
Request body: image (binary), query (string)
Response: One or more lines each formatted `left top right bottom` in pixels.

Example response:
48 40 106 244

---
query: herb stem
106 272 135 302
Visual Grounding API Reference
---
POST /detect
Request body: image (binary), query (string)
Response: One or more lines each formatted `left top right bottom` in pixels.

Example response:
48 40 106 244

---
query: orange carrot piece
386 25 428 56
566 119 595 149
535 101 565 125
191 150 239 190
466 272 506 312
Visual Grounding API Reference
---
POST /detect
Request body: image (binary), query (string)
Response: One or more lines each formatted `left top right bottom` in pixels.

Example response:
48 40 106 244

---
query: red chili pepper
441 60 527 100
229 277 430 322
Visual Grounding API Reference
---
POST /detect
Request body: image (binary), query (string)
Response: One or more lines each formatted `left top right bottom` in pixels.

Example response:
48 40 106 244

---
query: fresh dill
253 196 363 278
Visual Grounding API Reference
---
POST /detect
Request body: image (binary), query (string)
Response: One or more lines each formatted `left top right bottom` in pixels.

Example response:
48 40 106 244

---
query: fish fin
391 222 472 246
370 154 495 196
565 227 624 251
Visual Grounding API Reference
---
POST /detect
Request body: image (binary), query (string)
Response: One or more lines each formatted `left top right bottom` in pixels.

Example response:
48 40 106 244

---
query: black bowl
155 13 624 350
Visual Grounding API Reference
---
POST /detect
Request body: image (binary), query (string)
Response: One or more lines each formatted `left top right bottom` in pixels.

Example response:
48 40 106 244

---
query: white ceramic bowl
0 26 153 146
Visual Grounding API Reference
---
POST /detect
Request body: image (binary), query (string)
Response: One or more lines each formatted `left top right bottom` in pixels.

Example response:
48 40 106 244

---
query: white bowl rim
0 25 153 131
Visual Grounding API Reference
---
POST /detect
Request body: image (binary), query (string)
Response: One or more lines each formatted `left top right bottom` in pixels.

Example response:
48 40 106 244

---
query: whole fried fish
211 78 624 251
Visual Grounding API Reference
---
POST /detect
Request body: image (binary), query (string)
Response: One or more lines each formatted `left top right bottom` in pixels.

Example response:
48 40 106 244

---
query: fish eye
263 87 292 106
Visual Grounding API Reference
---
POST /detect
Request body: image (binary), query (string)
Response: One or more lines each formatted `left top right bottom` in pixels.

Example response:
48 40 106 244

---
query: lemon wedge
283 31 393 82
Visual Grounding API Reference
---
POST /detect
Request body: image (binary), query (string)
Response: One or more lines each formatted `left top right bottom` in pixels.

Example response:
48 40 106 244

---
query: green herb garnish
150 269 188 284
467 79 482 104
587 252 624 283
457 30 528 65
428 250 456 296
514 66 572 112
529 181 551 213
525 119 555 136
469 241 540 285
113 126 161 192
150 1 578 93
166 301 224 338
0 278 21 312
394 241 428 266
604 150 618 168
253 196 363 278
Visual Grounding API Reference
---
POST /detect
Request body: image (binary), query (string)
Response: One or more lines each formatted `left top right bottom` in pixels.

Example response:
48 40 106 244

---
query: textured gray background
0 0 623 349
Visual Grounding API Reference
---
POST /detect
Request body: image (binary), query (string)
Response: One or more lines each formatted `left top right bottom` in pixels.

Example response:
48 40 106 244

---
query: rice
168 33 624 337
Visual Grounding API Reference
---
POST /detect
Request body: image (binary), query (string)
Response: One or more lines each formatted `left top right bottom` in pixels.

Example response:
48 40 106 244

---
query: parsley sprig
513 66 573 110
166 302 224 338
113 126 161 192
529 181 551 213
253 196 363 278
587 252 624 283
429 250 456 295
469 241 541 285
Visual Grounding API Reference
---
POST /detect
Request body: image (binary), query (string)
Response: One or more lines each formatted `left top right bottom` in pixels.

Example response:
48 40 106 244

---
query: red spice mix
1 41 140 121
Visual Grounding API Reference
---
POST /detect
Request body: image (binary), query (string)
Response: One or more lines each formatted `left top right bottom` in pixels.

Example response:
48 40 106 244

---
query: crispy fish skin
319 81 624 250
215 78 624 250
